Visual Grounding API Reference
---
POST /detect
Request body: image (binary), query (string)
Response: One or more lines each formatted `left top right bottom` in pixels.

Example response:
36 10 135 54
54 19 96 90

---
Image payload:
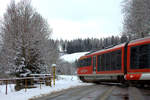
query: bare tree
56 59 76 75
122 0 150 39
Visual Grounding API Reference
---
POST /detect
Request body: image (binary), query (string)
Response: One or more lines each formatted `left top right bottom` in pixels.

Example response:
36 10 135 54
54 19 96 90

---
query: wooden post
53 67 55 86
14 79 16 84
31 78 33 86
53 66 56 86
40 78 42 89
25 79 27 92
50 77 51 87
45 77 46 85
5 80 8 95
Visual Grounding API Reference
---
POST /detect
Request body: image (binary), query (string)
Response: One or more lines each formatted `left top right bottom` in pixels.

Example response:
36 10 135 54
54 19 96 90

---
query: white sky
0 0 123 40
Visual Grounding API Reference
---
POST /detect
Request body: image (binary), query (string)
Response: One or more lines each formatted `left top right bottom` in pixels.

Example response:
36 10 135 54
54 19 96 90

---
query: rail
99 86 115 100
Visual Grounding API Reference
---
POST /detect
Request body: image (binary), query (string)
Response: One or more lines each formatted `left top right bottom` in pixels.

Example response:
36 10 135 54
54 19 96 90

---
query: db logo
80 69 88 73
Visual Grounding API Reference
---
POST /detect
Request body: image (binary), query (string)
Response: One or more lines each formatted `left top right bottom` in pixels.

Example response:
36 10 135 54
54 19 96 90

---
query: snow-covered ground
0 75 92 100
60 52 88 62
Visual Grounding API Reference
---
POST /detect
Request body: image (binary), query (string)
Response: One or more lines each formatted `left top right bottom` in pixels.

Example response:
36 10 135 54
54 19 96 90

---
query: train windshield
130 43 150 69
78 57 92 67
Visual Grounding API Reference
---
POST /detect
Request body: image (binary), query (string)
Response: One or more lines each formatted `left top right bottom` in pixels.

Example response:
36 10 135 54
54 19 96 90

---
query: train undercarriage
78 75 150 87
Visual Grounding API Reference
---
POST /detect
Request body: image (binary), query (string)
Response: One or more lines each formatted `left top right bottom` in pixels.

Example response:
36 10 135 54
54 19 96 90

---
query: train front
77 55 93 82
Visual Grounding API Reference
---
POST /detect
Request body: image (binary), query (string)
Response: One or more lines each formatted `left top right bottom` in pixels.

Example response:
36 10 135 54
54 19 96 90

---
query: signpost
52 64 56 86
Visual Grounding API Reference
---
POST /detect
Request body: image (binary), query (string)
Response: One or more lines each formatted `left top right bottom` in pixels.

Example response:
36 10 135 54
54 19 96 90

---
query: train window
87 57 92 66
111 51 116 70
97 55 101 71
139 44 149 69
79 60 84 67
102 54 105 71
116 50 121 70
98 54 105 71
109 53 112 71
110 50 122 70
130 44 150 69
79 60 82 67
78 57 92 67
108 53 112 70
105 53 108 70
130 46 139 69
97 49 122 72
106 53 111 71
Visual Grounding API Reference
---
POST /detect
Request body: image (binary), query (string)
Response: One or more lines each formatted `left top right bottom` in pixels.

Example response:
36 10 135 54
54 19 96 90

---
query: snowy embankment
0 75 92 100
60 52 88 62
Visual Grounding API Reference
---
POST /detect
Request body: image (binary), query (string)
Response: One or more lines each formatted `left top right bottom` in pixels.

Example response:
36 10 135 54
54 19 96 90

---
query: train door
93 56 96 74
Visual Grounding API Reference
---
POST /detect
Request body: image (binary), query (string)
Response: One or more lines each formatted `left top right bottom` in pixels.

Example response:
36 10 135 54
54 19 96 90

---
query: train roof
79 36 150 60
91 43 125 55
79 43 126 59
128 36 150 46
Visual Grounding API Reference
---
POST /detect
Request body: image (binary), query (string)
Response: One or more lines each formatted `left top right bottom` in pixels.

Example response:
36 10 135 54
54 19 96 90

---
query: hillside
60 52 88 63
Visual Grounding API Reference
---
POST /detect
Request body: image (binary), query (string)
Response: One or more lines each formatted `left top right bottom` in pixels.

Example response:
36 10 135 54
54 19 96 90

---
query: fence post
40 78 42 89
50 77 51 87
5 80 8 95
53 67 55 86
25 79 27 92
32 78 34 86
45 77 47 86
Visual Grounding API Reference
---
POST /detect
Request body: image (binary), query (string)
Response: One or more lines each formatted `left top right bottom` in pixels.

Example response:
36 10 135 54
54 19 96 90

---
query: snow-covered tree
122 0 150 39
0 0 58 76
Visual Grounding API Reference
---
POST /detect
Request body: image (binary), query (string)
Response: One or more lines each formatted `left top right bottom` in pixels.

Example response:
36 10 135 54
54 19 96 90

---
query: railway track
128 87 145 100
32 84 150 100
108 85 150 100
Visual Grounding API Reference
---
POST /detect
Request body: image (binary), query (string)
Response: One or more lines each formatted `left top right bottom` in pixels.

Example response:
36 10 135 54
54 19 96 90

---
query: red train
77 37 150 86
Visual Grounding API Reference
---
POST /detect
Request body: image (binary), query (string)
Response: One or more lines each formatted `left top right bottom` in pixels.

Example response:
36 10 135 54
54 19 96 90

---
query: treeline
60 35 128 54
60 0 150 54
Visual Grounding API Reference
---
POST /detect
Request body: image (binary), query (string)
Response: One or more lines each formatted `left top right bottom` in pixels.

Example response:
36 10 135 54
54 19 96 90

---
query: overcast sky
0 0 123 40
